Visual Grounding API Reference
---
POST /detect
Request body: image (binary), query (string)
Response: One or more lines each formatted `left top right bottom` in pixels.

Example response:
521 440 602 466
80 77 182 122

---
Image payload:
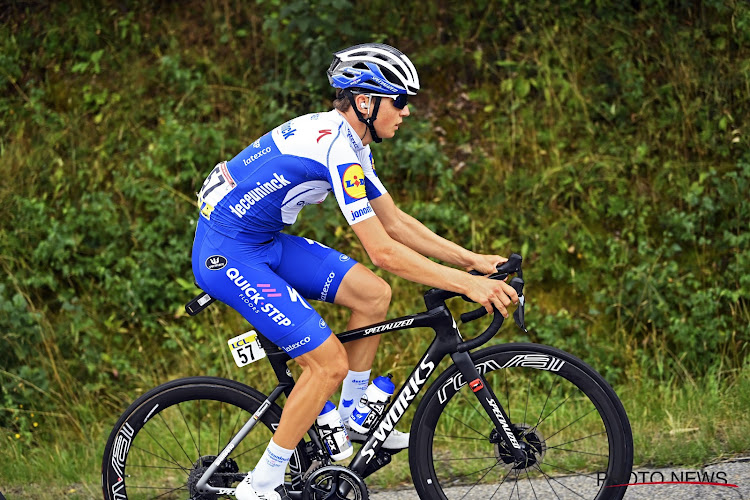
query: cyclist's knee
299 336 349 385
354 275 391 316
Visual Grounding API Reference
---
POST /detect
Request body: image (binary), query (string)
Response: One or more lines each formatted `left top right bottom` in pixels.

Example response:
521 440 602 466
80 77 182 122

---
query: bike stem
451 350 528 463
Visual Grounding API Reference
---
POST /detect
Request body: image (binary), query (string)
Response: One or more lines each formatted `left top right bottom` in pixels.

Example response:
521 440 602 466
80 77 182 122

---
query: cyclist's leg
270 233 391 370
333 263 391 369
193 226 350 492
271 233 407 448
278 334 348 448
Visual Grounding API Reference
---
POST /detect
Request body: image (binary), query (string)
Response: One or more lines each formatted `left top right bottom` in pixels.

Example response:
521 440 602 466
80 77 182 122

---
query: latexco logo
319 272 335 301
283 336 311 353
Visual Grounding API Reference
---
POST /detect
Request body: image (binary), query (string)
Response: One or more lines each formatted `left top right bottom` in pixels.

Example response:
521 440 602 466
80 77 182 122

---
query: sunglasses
366 93 409 109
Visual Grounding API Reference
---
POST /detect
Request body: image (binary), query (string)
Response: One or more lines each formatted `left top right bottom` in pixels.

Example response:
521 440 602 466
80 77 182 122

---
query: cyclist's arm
350 215 517 316
370 194 504 273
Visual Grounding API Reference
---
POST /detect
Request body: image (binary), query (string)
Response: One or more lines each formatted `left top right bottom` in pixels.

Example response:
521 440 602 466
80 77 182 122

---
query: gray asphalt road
370 458 750 499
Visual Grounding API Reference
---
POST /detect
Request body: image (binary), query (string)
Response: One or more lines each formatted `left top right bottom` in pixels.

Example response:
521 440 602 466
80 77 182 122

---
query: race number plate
227 331 266 367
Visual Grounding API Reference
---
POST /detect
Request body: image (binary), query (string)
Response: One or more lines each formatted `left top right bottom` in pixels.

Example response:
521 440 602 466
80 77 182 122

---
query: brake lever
509 277 527 333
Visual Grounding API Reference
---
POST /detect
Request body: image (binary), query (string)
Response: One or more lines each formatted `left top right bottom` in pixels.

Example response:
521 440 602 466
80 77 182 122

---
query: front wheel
410 343 633 500
102 376 310 500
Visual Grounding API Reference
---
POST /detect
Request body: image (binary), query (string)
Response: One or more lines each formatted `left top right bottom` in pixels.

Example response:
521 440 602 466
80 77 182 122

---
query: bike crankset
302 465 369 500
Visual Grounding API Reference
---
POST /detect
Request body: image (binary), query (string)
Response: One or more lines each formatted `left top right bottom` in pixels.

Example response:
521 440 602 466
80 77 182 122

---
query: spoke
157 410 194 465
544 407 598 442
127 463 187 471
441 410 490 440
533 380 557 432
435 455 503 462
524 465 539 500
140 426 191 474
230 439 270 460
229 403 247 441
126 483 189 499
434 434 490 442
130 443 187 472
488 466 517 500
541 461 602 480
546 446 608 458
546 431 607 449
460 459 502 500
523 377 531 426
534 464 588 499
177 403 200 458
533 464 562 500
440 461 499 482
504 368 511 421
533 391 570 433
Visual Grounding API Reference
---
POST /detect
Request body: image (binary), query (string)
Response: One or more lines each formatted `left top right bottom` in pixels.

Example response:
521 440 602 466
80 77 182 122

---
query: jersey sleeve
359 147 387 200
327 131 378 226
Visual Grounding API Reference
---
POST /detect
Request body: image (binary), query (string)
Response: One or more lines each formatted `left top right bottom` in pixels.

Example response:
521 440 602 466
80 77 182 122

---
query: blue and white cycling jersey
192 110 388 358
197 110 387 243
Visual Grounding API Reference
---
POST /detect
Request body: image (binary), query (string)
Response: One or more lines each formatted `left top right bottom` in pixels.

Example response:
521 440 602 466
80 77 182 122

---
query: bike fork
451 350 528 464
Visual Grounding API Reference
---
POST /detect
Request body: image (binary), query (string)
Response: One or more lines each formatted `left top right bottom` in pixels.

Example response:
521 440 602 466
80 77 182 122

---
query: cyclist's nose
400 105 410 117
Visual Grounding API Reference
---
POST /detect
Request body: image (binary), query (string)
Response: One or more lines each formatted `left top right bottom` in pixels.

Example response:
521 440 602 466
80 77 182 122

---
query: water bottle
316 401 353 461
348 375 395 434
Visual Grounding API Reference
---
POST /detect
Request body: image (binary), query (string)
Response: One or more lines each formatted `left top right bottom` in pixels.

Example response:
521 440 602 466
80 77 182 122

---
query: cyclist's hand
464 274 519 317
465 253 508 275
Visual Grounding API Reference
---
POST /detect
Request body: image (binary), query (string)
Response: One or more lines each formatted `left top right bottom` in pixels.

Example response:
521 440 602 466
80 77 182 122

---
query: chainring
302 464 369 500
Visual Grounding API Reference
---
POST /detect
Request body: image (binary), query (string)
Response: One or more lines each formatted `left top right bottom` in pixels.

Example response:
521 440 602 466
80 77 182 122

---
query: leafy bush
0 0 748 451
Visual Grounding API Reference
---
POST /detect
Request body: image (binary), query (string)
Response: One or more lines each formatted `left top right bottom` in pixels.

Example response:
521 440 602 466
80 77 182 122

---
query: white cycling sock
251 438 294 493
338 369 371 423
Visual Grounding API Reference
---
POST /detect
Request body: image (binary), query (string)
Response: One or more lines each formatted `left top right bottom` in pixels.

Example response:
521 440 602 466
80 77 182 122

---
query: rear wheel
410 343 633 500
102 377 310 499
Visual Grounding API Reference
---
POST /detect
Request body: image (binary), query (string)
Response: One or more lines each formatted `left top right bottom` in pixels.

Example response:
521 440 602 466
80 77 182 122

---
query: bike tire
102 376 310 500
409 343 633 500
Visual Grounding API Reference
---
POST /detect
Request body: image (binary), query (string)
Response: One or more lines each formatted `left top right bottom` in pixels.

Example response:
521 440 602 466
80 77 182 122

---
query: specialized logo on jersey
339 163 367 202
317 129 332 143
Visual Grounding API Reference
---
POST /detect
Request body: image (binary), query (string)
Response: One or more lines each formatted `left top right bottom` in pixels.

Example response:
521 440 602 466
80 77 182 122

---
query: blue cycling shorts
192 220 357 358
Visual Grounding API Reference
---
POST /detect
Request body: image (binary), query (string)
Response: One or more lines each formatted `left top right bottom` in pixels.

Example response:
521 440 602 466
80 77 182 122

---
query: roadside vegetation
1 1 748 497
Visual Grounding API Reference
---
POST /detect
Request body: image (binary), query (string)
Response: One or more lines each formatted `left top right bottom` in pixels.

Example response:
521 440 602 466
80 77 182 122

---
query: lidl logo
341 164 367 200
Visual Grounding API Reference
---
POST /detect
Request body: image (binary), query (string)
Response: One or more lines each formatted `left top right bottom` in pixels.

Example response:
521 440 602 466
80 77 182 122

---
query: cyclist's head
328 43 419 143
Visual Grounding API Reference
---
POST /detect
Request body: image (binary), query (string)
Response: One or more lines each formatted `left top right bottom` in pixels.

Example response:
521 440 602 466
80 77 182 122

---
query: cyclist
191 43 519 500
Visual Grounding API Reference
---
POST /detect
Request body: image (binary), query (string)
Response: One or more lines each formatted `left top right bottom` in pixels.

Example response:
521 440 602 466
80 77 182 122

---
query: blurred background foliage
0 0 748 493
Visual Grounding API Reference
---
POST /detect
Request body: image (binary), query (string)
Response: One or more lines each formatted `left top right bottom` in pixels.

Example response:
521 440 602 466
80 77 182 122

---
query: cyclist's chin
378 128 398 139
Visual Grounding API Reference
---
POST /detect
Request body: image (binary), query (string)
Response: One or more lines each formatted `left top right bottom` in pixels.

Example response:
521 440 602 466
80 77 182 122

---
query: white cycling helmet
327 43 420 96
